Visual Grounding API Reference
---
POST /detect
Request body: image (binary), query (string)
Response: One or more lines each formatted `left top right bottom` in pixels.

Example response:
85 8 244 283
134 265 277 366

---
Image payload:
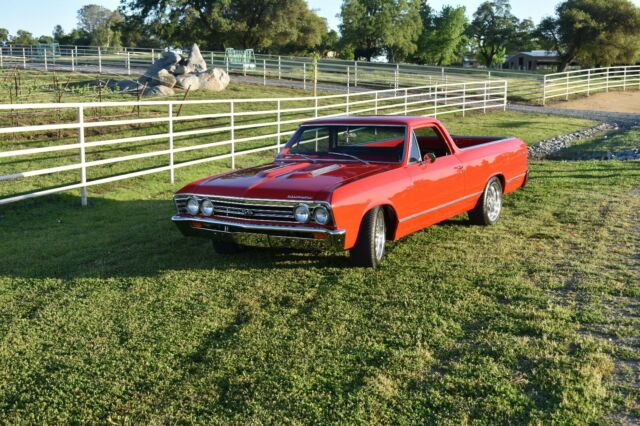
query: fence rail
0 44 534 94
542 65 640 105
0 80 507 206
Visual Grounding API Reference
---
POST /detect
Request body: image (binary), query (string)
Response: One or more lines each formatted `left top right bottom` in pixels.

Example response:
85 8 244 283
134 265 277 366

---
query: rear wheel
212 240 243 254
469 177 503 226
350 207 386 268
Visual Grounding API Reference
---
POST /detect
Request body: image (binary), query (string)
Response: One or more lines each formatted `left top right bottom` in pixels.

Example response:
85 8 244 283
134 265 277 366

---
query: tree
0 28 9 44
536 0 640 70
38 35 54 44
414 4 468 65
11 30 36 45
319 29 339 57
52 25 65 43
340 0 422 62
122 0 327 53
468 0 519 67
76 4 122 46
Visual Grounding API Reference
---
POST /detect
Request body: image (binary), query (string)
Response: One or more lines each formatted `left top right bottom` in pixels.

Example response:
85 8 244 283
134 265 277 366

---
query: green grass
1 109 638 422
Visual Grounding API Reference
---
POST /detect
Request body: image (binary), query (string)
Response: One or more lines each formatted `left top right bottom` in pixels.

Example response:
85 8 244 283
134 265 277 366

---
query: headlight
294 204 310 223
201 199 214 216
186 197 200 215
313 206 330 225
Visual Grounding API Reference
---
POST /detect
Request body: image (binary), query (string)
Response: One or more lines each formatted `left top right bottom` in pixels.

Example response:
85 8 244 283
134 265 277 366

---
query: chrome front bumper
172 215 346 251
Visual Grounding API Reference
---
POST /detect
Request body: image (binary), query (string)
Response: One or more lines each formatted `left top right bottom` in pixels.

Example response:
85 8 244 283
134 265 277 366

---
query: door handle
454 165 464 170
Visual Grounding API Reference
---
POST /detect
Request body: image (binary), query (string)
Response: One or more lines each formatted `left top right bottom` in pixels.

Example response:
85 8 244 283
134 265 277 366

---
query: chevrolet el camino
172 116 528 267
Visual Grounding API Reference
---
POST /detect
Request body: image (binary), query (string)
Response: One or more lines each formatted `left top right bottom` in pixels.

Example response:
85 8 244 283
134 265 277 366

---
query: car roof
301 116 440 127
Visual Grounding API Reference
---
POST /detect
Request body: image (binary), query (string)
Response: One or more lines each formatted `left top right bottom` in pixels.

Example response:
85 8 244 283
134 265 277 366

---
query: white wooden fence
0 80 507 206
542 65 640 105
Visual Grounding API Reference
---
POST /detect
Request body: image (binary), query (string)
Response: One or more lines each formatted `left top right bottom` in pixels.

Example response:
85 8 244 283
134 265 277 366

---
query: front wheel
469 177 503 226
350 207 386 268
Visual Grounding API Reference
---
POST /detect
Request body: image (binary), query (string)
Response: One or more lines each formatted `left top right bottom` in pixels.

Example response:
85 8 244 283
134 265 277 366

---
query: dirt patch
553 92 640 114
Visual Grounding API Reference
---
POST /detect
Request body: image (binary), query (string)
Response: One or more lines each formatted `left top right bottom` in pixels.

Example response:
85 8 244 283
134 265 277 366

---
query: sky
2 0 640 37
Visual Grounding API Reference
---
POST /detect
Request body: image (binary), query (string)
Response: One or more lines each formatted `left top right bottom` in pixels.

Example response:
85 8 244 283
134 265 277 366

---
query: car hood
177 161 396 201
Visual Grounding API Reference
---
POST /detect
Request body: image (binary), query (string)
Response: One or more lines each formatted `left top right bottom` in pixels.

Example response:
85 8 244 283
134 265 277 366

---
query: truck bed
450 136 509 150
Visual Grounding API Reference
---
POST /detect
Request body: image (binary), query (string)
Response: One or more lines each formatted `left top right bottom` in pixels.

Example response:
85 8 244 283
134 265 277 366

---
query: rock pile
111 44 230 97
527 123 619 159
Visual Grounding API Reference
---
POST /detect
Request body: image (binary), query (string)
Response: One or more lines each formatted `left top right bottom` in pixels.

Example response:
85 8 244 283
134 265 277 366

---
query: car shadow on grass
0 193 354 280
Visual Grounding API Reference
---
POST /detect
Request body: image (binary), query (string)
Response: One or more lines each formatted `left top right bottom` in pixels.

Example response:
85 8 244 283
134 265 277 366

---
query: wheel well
380 204 398 240
493 174 506 192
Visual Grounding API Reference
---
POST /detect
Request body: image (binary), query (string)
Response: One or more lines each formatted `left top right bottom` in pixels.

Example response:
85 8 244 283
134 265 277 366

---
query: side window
414 126 451 158
408 131 422 163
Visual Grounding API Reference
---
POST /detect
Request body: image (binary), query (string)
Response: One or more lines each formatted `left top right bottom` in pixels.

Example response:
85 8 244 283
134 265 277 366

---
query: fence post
462 83 466 117
434 83 438 118
303 63 306 90
152 48 155 64
276 99 281 151
542 75 547 106
565 74 569 101
314 97 318 117
395 64 400 90
0 47 3 68
44 48 47 71
606 67 610 92
225 55 229 74
230 101 235 169
404 88 408 115
503 80 507 111
346 92 350 116
78 106 88 207
168 103 174 183
71 49 75 72
278 56 281 80
263 60 266 85
354 61 358 87
210 52 213 68
374 91 378 115
127 51 131 75
587 69 591 96
22 48 26 69
483 81 487 114
623 67 627 91
9 44 12 56
313 60 318 97
347 66 350 92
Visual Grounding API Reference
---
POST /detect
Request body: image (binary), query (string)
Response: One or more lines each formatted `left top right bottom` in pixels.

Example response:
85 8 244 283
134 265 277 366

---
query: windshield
283 125 406 163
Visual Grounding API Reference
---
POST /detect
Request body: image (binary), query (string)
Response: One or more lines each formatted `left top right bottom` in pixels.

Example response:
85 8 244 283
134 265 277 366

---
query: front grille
174 195 302 222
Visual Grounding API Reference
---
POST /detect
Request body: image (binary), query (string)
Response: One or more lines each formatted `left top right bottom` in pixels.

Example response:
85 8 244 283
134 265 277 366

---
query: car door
401 126 466 233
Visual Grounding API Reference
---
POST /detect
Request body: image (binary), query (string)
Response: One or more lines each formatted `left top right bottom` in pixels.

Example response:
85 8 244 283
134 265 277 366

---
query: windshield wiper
284 153 316 163
327 151 369 165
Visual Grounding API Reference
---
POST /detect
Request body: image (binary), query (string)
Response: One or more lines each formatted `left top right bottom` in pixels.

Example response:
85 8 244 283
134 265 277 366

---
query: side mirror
427 152 437 163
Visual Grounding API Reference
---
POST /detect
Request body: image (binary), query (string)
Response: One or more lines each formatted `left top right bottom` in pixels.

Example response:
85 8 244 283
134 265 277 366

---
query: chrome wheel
374 209 386 261
486 180 502 222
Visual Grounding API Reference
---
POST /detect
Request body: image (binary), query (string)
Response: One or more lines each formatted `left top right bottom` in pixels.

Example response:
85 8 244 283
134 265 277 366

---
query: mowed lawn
1 111 639 423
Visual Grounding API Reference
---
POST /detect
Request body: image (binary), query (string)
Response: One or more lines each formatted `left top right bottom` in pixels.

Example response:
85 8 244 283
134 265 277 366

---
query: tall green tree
414 4 468 65
121 0 327 53
11 30 36 45
339 0 422 62
77 4 122 47
536 0 640 70
468 0 519 67
0 28 9 44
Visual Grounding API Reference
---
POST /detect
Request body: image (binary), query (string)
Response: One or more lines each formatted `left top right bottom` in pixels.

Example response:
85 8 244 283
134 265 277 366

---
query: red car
172 116 528 267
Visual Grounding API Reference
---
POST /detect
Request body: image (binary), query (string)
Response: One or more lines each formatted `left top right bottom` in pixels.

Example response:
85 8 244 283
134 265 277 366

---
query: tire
349 207 387 268
469 177 503 226
212 239 243 254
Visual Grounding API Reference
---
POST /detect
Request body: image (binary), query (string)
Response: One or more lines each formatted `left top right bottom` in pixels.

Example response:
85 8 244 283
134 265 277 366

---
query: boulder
186 44 207 73
139 50 181 84
198 68 230 91
154 69 177 88
175 74 201 91
143 85 175 97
